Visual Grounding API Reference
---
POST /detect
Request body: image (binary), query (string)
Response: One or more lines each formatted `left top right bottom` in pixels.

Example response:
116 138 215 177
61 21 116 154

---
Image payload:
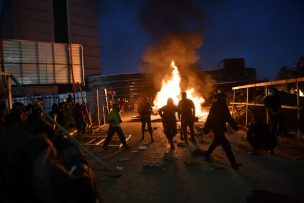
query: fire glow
153 61 205 116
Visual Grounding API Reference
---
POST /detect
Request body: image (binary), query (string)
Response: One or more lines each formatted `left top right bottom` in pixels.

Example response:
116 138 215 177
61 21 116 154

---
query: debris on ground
142 159 164 170
184 159 199 166
163 152 174 161
177 141 186 147
116 166 124 170
139 145 148 150
118 157 131 162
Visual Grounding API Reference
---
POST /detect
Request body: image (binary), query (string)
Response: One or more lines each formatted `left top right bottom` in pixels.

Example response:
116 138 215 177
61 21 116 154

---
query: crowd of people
103 88 298 171
0 95 102 203
103 91 242 169
0 85 299 201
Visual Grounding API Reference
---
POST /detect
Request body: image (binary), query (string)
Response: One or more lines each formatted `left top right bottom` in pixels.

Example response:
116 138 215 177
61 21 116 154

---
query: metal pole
296 80 300 143
96 89 100 127
245 88 249 127
7 75 12 109
265 86 269 124
231 89 236 117
104 88 109 113
102 104 106 124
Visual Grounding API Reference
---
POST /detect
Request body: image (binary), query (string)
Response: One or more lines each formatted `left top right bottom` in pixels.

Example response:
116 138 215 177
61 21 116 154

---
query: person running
103 103 129 150
159 98 179 149
177 92 196 142
137 96 154 142
203 91 242 169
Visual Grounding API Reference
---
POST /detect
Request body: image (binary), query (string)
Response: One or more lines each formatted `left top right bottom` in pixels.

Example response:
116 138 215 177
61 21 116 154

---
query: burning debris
153 61 205 117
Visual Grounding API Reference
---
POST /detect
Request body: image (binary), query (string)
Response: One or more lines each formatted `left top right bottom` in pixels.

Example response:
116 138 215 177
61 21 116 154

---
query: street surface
82 112 304 203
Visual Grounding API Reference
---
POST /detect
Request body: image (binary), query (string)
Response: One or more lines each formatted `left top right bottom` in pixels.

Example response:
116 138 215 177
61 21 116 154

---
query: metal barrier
231 77 304 143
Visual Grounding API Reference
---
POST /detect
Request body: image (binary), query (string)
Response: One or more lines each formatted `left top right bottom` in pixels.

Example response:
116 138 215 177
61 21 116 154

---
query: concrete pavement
83 112 304 203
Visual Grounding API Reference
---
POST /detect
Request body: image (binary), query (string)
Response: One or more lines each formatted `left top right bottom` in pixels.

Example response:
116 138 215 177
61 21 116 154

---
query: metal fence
12 91 87 113
231 77 304 143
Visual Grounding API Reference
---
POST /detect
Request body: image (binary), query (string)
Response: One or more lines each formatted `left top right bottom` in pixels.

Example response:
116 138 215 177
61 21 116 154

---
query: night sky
100 0 304 80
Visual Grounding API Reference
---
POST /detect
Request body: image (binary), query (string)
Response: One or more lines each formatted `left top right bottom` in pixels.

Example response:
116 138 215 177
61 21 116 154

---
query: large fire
153 61 205 116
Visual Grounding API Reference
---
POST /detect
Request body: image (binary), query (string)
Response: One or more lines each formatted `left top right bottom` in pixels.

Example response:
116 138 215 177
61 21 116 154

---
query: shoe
123 145 129 150
232 162 242 170
102 145 108 151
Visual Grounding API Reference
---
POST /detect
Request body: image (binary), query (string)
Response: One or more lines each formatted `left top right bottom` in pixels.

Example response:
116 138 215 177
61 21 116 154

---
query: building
0 0 101 78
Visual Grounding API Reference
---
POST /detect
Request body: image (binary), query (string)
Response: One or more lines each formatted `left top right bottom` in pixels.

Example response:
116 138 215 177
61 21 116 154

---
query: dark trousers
181 118 195 139
206 129 236 165
163 121 177 143
141 116 153 135
269 113 284 137
104 125 127 147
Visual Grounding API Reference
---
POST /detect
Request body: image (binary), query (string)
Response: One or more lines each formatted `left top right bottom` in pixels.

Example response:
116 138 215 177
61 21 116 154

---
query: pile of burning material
153 61 209 121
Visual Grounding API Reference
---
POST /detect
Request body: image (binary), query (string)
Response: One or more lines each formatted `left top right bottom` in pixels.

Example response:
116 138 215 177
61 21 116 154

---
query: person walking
159 98 179 149
138 96 154 141
203 91 242 169
103 103 129 150
177 92 196 142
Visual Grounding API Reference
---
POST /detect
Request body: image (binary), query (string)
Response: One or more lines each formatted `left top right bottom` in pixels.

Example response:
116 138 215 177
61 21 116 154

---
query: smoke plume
139 0 215 98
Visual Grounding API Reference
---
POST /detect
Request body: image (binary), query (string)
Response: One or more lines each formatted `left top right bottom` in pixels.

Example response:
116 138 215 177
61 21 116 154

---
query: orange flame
153 61 206 116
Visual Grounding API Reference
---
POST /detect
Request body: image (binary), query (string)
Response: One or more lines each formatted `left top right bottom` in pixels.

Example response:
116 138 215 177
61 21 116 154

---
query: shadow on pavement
247 189 303 203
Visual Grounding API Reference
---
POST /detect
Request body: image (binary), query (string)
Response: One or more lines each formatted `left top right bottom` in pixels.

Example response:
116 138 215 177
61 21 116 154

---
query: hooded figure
203 92 242 169
159 98 179 148
178 92 196 142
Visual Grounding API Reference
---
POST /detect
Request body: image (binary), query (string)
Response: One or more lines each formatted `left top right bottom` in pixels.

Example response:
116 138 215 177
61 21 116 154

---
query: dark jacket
177 98 195 119
138 100 152 118
159 104 179 127
204 94 238 134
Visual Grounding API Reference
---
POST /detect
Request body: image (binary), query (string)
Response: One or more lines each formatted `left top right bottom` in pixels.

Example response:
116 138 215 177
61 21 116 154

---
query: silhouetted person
263 87 284 138
23 101 56 141
178 92 196 142
247 114 277 155
103 103 129 150
74 103 87 137
159 98 179 149
5 102 28 125
137 96 154 141
48 103 59 130
203 92 242 169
